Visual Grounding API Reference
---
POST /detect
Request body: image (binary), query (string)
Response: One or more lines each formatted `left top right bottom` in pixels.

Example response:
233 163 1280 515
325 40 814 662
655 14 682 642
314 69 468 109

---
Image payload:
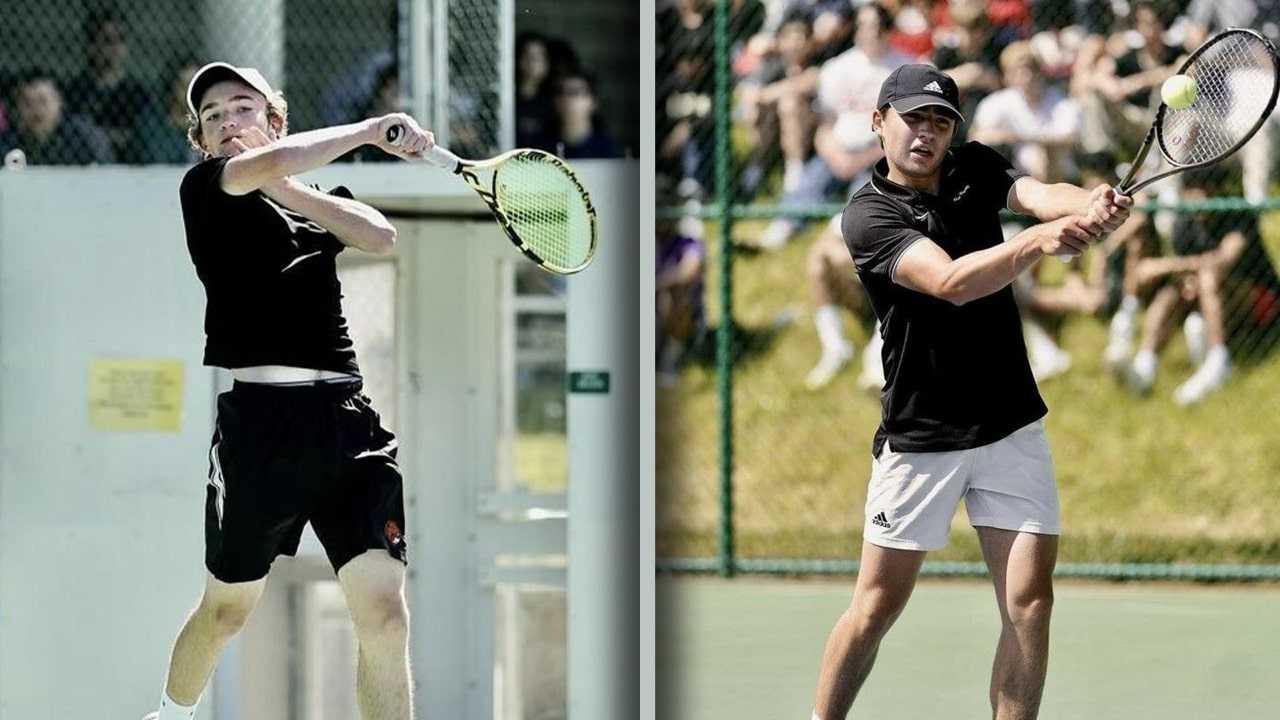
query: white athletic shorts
863 419 1060 551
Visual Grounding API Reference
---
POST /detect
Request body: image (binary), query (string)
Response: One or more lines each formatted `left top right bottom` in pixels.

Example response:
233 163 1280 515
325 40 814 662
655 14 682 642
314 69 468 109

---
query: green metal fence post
714 0 735 578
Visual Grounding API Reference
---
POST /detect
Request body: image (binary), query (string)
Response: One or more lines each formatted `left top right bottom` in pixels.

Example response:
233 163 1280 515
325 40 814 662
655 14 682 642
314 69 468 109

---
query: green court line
657 576 1280 720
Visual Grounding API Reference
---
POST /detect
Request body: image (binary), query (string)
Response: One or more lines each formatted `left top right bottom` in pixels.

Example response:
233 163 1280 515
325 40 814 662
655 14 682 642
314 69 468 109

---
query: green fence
656 1 1280 580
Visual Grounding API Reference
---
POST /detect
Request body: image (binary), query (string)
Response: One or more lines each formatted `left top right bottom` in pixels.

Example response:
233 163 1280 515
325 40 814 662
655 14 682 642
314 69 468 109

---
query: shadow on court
657 575 1280 720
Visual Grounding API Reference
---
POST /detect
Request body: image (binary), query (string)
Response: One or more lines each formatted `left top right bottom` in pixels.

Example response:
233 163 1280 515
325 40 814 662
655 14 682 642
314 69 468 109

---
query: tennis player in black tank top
808 65 1133 720
145 62 435 720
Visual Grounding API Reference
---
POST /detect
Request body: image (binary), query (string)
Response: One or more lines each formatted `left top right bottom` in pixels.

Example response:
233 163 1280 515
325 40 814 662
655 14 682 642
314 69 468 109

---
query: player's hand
226 125 274 156
1038 215 1100 258
371 113 435 160
1086 184 1134 235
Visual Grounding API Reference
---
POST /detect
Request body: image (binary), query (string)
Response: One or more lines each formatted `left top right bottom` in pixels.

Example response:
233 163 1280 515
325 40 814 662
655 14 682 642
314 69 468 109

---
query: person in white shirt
969 41 1082 183
758 2 914 249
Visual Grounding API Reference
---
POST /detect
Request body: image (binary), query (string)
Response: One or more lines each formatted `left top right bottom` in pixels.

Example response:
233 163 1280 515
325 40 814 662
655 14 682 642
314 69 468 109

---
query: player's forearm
263 179 396 255
222 121 376 195
1019 182 1093 222
937 229 1046 305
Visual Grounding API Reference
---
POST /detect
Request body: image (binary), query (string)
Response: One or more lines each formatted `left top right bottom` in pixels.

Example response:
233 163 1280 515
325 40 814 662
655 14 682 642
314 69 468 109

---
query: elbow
368 224 397 255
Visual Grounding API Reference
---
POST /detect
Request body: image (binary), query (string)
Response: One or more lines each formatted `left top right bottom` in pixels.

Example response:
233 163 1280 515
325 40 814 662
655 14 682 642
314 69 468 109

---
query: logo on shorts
871 511 892 529
384 520 403 545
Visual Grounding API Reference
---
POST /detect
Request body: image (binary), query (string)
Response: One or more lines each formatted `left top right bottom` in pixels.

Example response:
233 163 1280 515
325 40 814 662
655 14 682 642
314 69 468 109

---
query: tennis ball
1161 75 1198 109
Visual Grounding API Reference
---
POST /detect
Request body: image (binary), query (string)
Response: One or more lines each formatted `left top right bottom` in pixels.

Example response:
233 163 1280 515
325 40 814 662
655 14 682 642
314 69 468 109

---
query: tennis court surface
658 575 1280 719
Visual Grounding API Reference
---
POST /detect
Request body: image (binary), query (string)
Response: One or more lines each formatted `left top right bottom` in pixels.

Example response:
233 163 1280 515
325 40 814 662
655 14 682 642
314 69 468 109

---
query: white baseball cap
186 62 276 117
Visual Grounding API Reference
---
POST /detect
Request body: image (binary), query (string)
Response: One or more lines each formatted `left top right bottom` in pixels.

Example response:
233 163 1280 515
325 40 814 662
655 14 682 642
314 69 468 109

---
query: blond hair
186 90 289 157
999 41 1038 75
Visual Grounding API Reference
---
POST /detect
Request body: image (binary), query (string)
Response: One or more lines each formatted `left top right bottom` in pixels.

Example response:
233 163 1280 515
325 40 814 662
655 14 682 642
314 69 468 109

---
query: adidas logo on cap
923 80 943 93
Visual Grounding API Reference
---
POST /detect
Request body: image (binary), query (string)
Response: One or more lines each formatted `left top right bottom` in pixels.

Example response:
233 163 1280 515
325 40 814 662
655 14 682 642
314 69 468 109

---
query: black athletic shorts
204 379 407 583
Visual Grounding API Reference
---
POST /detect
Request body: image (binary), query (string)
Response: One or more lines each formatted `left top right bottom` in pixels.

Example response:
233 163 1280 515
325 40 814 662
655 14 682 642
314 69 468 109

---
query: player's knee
200 598 255 638
1005 587 1054 630
850 586 910 634
352 590 410 641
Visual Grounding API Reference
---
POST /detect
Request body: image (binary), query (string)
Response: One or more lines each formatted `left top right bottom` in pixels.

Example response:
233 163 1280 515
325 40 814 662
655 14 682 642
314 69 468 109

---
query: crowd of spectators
657 0 1280 405
0 8 622 168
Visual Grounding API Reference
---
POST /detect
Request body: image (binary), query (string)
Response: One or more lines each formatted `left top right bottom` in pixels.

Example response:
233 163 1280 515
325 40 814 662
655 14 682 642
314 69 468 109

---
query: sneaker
1032 347 1072 382
1124 353 1157 394
1183 312 1206 366
805 343 854 389
1104 307 1137 371
1173 353 1231 405
757 218 795 251
142 714 159 720
857 327 886 390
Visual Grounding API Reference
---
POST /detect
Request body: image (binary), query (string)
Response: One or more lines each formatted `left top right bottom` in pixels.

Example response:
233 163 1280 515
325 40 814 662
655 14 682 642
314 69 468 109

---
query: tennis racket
386 125 598 275
1116 27 1280 194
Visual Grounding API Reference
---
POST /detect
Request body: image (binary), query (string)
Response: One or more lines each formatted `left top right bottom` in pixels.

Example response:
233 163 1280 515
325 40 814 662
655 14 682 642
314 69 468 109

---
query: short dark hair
556 68 597 96
7 68 59 107
83 4 125 45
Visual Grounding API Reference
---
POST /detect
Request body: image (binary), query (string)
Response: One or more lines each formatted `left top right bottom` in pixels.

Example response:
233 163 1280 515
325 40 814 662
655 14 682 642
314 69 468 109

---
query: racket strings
494 155 593 272
1161 32 1278 166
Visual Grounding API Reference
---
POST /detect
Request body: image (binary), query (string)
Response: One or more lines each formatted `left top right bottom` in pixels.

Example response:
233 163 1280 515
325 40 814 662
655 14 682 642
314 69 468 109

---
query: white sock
1119 294 1139 315
1203 344 1229 369
157 689 199 720
1132 349 1158 377
814 305 847 354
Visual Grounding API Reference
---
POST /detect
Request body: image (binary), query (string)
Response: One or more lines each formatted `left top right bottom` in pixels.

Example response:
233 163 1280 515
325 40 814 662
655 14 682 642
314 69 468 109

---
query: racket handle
385 124 461 172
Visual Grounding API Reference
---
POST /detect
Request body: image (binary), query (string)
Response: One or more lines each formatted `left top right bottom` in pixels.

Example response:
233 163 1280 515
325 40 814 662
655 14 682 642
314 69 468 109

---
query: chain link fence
657 0 1280 577
0 1 519 165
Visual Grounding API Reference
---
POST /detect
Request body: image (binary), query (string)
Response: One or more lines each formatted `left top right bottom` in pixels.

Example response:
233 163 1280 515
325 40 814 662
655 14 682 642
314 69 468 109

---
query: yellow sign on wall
88 359 184 432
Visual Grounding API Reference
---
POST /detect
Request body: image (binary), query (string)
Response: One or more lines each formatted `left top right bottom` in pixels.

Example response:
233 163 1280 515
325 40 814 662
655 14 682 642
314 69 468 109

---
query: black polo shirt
841 141 1046 457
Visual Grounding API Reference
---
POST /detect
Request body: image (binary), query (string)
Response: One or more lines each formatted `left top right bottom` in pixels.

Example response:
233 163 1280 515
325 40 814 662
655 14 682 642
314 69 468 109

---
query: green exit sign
568 370 610 394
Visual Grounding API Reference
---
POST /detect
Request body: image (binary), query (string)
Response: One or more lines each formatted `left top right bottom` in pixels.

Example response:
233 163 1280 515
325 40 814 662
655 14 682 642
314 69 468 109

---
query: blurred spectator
1078 1 1183 159
516 32 557 151
1120 169 1280 404
127 61 203 164
1183 0 1280 202
736 12 815 197
970 41 1082 182
803 214 882 390
0 69 114 165
1012 160 1149 381
66 6 151 163
549 70 622 159
887 0 942 58
657 203 706 386
934 0 1006 143
318 9 396 128
346 63 402 163
658 0 766 197
757 2 911 250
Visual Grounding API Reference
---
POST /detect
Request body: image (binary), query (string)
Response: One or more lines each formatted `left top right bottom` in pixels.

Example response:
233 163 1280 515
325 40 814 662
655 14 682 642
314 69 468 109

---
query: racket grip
385 124 461 172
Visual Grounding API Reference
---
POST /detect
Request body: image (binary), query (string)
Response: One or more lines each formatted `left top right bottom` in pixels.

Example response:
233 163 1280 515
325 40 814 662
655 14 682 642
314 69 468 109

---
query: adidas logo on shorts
871 511 891 529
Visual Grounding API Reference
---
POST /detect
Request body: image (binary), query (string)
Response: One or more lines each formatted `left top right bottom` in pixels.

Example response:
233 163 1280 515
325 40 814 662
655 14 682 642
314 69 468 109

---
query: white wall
0 167 216 717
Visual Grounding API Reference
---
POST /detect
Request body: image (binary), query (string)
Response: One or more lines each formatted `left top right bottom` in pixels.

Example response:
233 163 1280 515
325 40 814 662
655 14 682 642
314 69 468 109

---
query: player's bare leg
977 528 1058 720
339 549 414 720
812 543 926 719
164 574 267 704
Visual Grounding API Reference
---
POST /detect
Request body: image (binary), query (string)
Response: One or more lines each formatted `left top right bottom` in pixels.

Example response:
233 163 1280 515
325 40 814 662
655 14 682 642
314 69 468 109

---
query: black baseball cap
876 64 964 122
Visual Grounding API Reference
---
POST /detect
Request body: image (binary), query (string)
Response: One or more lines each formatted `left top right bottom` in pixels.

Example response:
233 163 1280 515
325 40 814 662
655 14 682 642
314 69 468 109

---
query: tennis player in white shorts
807 64 1131 720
